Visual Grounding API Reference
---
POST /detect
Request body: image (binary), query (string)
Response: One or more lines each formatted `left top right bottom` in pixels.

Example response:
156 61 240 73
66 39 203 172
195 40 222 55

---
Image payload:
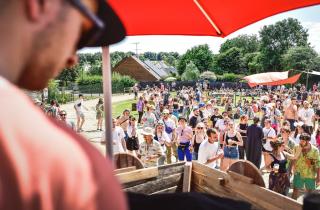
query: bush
216 73 243 82
199 71 217 81
76 73 136 94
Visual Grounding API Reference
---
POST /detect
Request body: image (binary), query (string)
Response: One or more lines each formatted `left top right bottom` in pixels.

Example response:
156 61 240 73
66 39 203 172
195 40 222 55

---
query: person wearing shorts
292 133 320 199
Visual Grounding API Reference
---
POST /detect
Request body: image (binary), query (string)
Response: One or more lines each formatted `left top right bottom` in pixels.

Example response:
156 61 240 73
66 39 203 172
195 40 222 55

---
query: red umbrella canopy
108 0 320 37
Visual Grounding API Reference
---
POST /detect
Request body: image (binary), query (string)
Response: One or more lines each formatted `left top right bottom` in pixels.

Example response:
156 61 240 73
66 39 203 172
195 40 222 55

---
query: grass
112 99 138 118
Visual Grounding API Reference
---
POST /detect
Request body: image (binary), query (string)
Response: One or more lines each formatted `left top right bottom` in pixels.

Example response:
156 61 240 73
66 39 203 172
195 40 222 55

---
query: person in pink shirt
175 116 193 161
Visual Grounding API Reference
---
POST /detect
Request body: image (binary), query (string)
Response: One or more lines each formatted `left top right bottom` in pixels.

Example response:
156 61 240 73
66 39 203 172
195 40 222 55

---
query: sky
79 5 320 55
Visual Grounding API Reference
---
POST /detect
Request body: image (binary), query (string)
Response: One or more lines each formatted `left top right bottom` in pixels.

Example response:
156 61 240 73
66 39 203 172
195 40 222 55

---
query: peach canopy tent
102 0 320 158
243 71 302 88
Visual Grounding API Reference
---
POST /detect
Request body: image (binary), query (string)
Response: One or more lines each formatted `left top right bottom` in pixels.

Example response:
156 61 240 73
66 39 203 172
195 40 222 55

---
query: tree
220 35 260 54
281 46 317 71
177 44 213 75
199 71 217 81
216 47 243 73
56 66 80 84
181 61 200 81
259 18 309 71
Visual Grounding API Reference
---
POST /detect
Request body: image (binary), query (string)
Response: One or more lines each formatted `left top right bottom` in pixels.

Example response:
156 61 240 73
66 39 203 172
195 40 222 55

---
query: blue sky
79 5 320 55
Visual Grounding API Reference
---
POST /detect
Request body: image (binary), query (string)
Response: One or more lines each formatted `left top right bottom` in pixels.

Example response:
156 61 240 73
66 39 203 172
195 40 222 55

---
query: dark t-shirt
210 114 222 128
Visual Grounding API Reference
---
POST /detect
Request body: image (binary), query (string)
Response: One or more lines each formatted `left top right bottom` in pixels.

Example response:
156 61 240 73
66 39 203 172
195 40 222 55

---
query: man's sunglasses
68 0 105 48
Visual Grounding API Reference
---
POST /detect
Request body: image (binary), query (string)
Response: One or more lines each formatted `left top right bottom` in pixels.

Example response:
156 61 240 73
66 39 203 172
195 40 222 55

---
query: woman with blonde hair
191 122 207 160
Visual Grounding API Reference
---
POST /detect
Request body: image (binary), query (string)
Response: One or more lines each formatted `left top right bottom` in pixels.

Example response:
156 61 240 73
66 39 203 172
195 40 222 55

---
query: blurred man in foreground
0 0 127 209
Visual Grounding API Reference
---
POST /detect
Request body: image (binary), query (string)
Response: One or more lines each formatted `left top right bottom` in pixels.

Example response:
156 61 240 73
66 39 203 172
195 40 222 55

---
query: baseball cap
199 102 205 108
77 0 126 49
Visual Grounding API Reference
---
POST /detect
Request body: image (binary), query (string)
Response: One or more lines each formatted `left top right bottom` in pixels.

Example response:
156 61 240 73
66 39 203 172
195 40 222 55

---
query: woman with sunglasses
191 122 207 160
221 121 243 171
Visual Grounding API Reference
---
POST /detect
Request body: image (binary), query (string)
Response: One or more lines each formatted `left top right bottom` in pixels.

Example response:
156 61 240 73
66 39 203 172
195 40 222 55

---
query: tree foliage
178 44 213 75
216 47 243 73
220 35 259 54
259 18 309 71
181 61 200 81
281 46 317 71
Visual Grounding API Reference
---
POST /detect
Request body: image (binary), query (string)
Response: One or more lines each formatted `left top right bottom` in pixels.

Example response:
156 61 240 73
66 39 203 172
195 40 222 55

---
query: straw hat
141 127 154 136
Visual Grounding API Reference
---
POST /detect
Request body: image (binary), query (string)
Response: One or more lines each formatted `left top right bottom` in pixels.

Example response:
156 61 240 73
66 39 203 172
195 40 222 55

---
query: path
61 93 135 154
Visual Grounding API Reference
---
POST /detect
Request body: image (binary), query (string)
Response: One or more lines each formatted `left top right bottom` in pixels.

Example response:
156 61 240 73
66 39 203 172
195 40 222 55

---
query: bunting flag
244 71 301 87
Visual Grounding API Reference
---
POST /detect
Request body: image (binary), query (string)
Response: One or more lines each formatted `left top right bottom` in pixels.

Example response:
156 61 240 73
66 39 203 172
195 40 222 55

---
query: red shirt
0 77 127 210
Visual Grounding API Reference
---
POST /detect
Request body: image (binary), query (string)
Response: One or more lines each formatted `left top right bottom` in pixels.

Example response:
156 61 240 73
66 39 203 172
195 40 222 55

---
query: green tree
220 35 260 54
216 47 243 73
56 65 80 84
177 44 213 75
281 46 317 71
199 71 217 81
181 61 200 81
259 18 309 71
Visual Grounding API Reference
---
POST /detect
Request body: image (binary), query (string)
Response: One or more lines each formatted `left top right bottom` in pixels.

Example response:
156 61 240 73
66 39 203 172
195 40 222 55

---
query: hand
218 153 224 158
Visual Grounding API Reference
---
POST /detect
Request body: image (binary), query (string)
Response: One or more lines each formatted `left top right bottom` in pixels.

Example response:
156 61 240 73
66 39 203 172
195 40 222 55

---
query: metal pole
102 46 113 159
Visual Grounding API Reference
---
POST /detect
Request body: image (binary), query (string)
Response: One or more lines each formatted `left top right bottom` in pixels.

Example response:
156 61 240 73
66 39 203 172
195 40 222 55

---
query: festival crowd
110 82 320 199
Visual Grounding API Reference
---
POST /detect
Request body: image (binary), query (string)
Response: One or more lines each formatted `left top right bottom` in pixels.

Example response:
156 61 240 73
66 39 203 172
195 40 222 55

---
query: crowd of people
110 83 320 199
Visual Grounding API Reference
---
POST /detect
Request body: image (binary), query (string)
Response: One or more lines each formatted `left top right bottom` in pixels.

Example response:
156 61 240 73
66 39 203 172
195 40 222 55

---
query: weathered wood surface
116 167 158 184
114 166 136 174
121 162 185 194
182 162 192 192
228 160 265 187
114 153 144 169
192 162 302 210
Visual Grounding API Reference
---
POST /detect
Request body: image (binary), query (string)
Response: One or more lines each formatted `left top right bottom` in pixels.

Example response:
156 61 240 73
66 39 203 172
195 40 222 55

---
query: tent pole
102 46 113 159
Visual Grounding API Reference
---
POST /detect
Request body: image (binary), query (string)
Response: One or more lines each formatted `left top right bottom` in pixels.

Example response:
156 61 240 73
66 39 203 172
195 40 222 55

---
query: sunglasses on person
68 0 105 48
197 127 204 130
60 114 67 116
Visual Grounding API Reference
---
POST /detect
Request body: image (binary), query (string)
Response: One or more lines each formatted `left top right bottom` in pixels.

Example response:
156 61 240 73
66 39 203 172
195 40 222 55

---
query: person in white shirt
101 118 127 154
298 101 315 134
198 129 223 169
262 118 277 169
160 109 177 164
74 94 88 132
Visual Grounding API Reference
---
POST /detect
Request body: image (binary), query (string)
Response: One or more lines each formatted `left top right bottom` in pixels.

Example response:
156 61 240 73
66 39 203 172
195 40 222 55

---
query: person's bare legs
76 114 81 131
292 188 300 200
79 115 85 131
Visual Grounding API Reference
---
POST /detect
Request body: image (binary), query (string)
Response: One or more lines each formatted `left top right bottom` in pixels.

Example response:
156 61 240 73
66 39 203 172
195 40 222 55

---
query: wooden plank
158 162 185 177
114 166 136 174
150 186 178 195
122 162 185 188
182 162 192 192
124 173 183 194
191 162 302 210
227 171 254 184
116 167 158 184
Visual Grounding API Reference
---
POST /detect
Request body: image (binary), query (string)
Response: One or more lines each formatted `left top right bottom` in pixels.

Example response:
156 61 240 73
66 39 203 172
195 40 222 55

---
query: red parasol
107 0 320 37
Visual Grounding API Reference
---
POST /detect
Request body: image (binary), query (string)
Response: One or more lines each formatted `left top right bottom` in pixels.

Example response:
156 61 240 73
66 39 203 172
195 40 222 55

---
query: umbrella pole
102 46 113 159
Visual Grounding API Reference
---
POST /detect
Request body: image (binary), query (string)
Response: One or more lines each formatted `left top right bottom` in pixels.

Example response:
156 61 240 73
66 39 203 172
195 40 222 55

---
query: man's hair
300 133 311 141
79 94 83 97
253 117 260 124
207 128 217 137
264 118 271 124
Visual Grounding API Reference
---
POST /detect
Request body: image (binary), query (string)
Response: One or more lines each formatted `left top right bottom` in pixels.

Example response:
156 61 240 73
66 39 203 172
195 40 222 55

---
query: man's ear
25 0 42 21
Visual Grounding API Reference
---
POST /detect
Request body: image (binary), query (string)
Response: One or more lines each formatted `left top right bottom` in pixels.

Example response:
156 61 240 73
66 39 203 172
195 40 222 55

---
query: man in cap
137 127 164 167
0 0 127 209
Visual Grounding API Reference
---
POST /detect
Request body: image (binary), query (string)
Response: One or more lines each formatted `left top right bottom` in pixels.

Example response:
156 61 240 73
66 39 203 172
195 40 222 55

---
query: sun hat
141 127 154 136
